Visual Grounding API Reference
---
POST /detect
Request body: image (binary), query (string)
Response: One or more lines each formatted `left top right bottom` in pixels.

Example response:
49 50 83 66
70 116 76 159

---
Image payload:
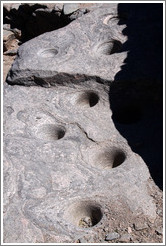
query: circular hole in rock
36 124 66 141
97 40 122 55
40 48 58 58
65 201 103 228
112 104 142 124
95 148 126 169
77 91 99 108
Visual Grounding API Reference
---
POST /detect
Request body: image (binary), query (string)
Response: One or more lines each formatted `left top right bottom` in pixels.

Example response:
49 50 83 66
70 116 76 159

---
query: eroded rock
3 82 157 243
3 3 163 244
6 3 126 86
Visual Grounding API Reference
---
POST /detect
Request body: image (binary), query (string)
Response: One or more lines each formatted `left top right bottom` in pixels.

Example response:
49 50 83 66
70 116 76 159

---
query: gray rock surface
134 221 149 231
3 3 162 243
155 227 163 235
63 3 81 15
105 232 120 241
6 3 127 86
3 82 156 243
119 233 132 242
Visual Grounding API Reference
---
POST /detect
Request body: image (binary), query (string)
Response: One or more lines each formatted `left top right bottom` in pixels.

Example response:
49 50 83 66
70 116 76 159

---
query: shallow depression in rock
36 124 66 140
94 147 126 169
39 48 58 58
64 201 103 228
76 91 99 108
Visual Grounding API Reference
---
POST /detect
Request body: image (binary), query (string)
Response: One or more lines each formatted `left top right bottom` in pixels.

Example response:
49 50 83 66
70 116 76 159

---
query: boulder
3 3 163 243
3 82 157 243
6 3 126 86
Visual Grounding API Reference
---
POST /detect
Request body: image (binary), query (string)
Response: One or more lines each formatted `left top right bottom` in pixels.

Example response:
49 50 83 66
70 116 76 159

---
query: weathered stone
3 30 15 51
3 23 10 30
3 3 20 12
63 3 81 15
54 3 64 11
3 82 157 243
155 227 163 235
119 233 132 242
3 2 96 43
3 3 163 244
69 8 89 21
105 232 120 241
6 3 163 87
78 237 89 243
4 49 17 56
6 3 126 86
3 29 15 42
134 222 149 231
128 226 132 234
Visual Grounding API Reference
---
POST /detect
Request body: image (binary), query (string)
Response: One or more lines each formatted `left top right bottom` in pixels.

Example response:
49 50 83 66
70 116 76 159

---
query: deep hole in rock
97 40 122 55
77 91 99 108
95 148 126 169
112 104 142 124
113 150 126 167
36 124 66 140
65 201 103 228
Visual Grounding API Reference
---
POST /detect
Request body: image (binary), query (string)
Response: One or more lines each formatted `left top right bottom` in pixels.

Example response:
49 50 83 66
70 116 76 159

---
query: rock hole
112 104 142 124
64 201 103 228
77 91 99 108
39 48 58 58
95 148 126 169
97 40 122 55
36 124 66 140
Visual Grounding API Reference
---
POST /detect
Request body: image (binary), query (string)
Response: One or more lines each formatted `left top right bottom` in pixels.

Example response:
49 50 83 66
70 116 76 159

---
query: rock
3 3 95 43
119 233 132 242
3 30 15 52
78 238 87 243
3 80 157 243
79 217 93 228
134 222 149 231
3 24 11 30
128 226 132 234
100 240 107 243
6 4 127 86
155 227 163 235
3 3 162 243
69 9 88 21
105 232 120 241
4 49 18 56
10 3 20 10
3 3 20 12
63 3 81 15
78 236 95 243
3 3 70 42
54 3 64 12
3 29 15 42
157 209 163 216
3 55 16 82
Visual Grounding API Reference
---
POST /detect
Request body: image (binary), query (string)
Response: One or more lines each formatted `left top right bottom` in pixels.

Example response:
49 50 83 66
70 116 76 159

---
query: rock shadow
3 4 72 42
109 3 163 189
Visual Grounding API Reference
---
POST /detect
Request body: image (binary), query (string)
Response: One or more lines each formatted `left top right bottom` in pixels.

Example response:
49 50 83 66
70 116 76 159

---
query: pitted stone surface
6 4 127 86
4 83 156 243
3 3 162 244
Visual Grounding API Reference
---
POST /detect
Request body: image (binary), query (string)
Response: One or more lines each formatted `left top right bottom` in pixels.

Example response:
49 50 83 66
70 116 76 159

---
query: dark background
109 3 163 189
